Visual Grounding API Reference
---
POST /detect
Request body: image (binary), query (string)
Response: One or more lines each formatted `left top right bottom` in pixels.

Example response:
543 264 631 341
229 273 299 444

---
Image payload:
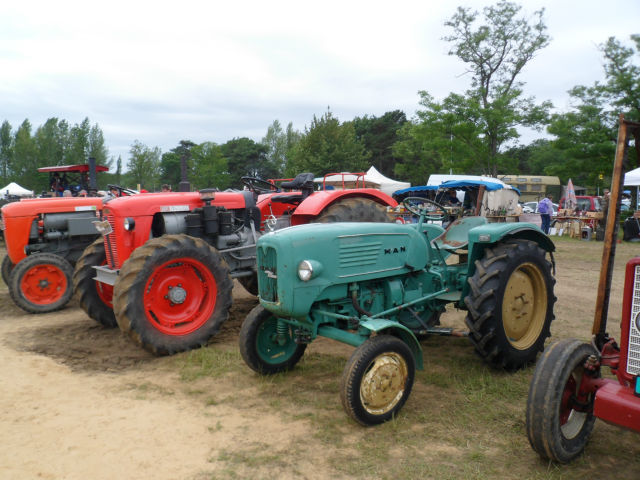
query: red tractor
0 162 134 314
526 116 640 463
77 173 396 354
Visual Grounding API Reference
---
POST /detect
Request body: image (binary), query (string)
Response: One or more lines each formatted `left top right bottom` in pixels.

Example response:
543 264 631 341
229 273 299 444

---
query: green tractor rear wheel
340 335 415 426
464 239 555 369
239 304 307 374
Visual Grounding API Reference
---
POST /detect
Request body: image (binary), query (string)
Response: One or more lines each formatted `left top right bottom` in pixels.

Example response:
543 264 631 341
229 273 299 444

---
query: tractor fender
289 190 397 225
461 222 555 301
358 318 424 370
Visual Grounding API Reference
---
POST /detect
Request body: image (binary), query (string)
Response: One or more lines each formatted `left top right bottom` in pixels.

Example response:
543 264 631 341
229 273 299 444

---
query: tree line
1 2 638 195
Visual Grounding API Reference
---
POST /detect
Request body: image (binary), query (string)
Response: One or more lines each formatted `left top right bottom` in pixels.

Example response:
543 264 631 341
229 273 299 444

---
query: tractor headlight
297 260 322 282
124 217 136 231
298 260 314 281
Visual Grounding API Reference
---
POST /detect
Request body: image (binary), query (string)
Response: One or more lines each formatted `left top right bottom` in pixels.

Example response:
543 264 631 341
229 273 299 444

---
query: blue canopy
393 179 519 199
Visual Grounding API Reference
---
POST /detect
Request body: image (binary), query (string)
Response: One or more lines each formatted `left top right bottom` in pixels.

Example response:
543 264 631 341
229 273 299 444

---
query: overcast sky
1 1 638 167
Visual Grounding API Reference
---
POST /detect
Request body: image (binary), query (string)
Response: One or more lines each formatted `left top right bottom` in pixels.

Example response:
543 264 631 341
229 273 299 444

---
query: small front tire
340 335 415 426
9 253 74 313
239 304 307 374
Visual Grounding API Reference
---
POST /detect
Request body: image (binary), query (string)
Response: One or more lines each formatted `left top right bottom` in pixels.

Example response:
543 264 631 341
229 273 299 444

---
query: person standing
538 194 553 234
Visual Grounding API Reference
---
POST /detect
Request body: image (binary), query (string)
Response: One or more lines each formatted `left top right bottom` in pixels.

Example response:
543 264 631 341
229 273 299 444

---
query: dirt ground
0 238 638 479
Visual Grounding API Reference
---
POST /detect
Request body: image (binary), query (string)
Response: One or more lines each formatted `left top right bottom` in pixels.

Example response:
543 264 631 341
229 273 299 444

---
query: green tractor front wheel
340 335 415 426
239 305 307 375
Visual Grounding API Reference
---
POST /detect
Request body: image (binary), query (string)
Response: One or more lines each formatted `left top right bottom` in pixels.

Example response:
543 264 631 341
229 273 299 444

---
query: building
497 175 561 202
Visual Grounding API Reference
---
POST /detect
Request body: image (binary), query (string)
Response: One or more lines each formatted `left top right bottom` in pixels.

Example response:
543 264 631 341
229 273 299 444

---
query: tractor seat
432 216 487 252
280 172 315 191
270 194 304 205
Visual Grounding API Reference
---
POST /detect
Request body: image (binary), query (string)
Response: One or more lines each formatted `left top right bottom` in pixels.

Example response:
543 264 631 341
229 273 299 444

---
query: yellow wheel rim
359 352 408 415
502 262 547 350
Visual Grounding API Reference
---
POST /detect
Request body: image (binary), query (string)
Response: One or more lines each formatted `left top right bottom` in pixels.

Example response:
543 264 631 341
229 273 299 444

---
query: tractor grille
627 264 640 375
103 215 120 269
258 246 278 302
339 241 380 268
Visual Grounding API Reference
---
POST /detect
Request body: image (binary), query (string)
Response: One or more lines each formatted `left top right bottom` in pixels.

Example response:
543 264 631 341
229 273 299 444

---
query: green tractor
239 198 556 425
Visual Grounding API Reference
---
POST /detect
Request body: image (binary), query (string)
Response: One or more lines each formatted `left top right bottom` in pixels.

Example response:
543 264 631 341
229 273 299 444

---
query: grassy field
173 235 640 479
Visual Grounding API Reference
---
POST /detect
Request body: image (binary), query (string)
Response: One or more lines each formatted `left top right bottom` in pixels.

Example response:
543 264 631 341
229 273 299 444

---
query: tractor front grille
258 246 278 302
626 264 640 375
103 215 120 269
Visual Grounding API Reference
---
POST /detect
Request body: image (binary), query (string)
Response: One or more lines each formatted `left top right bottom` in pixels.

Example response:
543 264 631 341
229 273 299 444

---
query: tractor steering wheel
241 176 280 194
402 197 447 221
106 184 132 197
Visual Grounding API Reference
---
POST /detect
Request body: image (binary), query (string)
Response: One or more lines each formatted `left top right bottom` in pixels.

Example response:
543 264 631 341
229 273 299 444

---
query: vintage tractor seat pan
432 216 488 252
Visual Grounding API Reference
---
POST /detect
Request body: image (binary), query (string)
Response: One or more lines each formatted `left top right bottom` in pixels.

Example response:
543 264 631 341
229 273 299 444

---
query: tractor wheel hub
168 286 187 304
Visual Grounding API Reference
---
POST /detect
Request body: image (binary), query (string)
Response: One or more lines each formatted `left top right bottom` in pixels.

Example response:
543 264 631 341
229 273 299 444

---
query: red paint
142 257 217 336
19 263 67 305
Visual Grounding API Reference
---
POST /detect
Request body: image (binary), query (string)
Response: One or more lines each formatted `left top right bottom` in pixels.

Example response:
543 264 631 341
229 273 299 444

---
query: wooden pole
475 185 486 217
592 115 628 339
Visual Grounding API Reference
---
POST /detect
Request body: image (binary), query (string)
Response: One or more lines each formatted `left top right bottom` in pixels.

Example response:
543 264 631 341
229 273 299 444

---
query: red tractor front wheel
9 253 74 313
113 234 233 355
73 238 116 328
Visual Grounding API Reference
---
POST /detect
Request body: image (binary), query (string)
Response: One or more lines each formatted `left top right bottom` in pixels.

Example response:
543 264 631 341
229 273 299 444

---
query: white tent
0 182 33 198
364 166 410 195
624 167 640 186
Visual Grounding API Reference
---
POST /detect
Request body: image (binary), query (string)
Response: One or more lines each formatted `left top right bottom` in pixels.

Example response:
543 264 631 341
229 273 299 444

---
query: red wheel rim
559 375 577 425
20 263 68 305
142 257 217 336
95 260 113 308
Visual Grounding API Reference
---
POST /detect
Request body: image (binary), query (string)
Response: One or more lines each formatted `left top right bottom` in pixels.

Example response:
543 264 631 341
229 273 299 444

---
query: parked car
521 201 558 216
559 196 601 212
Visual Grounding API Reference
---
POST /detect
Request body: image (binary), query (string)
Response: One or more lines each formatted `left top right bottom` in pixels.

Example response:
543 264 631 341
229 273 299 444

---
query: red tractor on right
526 116 640 463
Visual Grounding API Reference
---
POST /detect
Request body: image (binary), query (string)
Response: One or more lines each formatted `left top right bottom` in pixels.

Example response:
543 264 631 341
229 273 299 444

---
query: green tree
160 140 196 188
351 110 407 179
262 120 288 175
191 142 231 190
88 123 110 168
221 137 271 188
0 120 12 183
397 1 551 178
127 140 162 190
546 35 640 187
286 110 369 177
34 118 66 167
12 120 47 191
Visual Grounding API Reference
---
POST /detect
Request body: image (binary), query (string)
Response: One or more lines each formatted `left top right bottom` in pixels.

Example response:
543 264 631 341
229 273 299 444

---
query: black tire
315 197 391 223
340 335 415 426
238 273 258 296
2 254 14 286
113 234 233 355
9 253 74 313
73 238 117 328
526 339 599 463
464 239 555 369
239 304 307 374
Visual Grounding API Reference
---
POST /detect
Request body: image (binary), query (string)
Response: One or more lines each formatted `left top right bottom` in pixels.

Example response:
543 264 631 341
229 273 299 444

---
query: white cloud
0 0 638 166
